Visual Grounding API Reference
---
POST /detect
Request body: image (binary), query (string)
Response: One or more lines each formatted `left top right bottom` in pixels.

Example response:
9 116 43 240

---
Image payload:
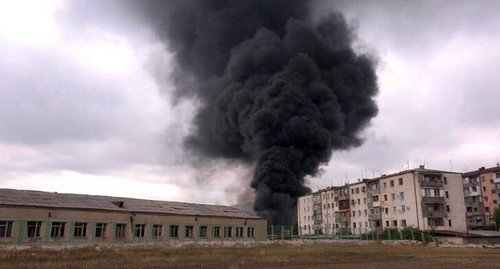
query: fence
265 225 436 243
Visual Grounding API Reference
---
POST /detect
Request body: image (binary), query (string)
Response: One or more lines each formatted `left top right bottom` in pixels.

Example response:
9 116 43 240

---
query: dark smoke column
154 0 378 225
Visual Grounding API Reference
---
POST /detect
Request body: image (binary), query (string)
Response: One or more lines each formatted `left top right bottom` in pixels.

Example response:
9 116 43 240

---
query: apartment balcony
368 212 382 221
464 191 481 197
420 180 444 188
421 196 445 204
423 210 448 218
466 210 484 217
372 201 381 207
494 178 500 184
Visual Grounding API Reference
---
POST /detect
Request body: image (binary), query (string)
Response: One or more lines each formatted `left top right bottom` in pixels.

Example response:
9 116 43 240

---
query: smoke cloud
132 0 378 224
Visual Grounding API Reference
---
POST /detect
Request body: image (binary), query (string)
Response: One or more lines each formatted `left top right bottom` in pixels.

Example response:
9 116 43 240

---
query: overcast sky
1 0 499 205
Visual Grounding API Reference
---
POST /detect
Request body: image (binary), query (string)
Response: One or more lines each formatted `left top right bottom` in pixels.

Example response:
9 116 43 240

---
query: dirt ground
1 241 498 269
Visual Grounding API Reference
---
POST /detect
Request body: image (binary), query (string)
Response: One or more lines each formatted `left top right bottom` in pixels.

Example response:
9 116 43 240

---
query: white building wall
349 182 368 233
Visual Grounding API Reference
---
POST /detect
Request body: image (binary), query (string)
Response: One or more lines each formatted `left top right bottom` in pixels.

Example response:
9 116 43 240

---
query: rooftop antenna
407 160 410 169
450 159 453 171
344 173 349 184
497 156 499 167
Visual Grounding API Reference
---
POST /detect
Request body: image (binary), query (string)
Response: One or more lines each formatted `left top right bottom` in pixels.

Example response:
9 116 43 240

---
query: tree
494 208 500 229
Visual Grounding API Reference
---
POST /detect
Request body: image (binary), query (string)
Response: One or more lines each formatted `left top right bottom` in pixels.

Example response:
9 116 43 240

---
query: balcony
368 211 382 221
464 191 481 197
423 210 448 218
372 201 381 207
494 178 500 184
421 196 445 204
420 174 444 187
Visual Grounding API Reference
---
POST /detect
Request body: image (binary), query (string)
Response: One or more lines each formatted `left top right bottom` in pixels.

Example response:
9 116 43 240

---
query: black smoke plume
137 0 378 225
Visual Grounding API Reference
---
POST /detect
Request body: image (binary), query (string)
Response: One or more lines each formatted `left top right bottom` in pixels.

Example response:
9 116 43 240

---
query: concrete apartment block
463 166 500 227
297 166 468 234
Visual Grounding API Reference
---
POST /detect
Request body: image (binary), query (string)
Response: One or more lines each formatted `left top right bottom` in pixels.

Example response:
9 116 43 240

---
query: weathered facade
0 189 267 245
463 166 500 227
297 166 468 234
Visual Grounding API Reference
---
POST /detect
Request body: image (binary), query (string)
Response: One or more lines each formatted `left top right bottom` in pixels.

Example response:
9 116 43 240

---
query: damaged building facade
297 166 467 234
462 165 500 228
0 189 267 246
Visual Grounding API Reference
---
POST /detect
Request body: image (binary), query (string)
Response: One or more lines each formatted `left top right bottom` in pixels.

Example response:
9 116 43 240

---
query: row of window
0 221 255 239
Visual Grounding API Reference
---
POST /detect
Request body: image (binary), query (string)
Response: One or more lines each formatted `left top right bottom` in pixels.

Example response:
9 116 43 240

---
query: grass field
1 242 498 269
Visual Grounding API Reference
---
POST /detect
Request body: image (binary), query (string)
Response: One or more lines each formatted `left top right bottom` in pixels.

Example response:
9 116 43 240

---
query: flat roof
463 166 500 177
0 189 262 219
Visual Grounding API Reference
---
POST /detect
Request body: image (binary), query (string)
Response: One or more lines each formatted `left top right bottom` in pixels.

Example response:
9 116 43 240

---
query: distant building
297 166 467 234
0 189 267 245
463 166 500 227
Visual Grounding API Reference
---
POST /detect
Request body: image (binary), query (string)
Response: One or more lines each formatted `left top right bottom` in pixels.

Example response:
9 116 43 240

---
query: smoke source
140 0 378 225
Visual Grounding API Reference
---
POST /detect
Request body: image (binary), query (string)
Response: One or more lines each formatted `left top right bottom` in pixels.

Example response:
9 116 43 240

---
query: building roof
0 189 262 219
463 166 500 177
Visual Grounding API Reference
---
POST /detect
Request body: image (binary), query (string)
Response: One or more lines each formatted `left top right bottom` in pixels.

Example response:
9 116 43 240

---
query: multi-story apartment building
463 165 500 227
297 166 467 235
349 181 369 232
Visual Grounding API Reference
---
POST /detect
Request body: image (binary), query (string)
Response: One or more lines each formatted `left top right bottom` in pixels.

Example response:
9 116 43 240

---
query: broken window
134 224 146 238
185 225 194 238
247 227 254 238
116 223 126 239
212 226 220 238
398 178 403 185
0 221 13 238
199 226 208 238
95 223 107 238
73 222 87 238
50 222 65 238
27 221 42 238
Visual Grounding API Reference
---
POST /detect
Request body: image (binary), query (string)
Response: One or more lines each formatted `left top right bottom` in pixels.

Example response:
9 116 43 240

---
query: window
74 222 87 238
383 182 387 189
384 195 388 201
444 177 447 185
385 221 389 227
401 206 406 213
356 188 360 194
358 210 361 216
352 211 356 217
484 196 489 202
50 222 65 238
364 210 367 216
247 227 254 238
27 221 42 238
385 207 388 214
169 225 179 238
351 189 354 194
212 226 220 238
398 178 403 185
362 187 366 193
485 207 490 212
236 227 244 238
0 221 13 238
152 224 163 238
95 223 107 238
116 224 126 239
400 192 405 200
391 193 396 201
392 207 396 213
390 180 395 187
353 222 357 229
199 226 208 238
447 205 450 212
448 220 452 227
373 195 379 202
363 198 366 204
424 189 431 196
224 226 232 238
134 224 146 238
357 199 360 204
185 225 194 238
445 191 449 198
401 220 407 227
392 220 398 227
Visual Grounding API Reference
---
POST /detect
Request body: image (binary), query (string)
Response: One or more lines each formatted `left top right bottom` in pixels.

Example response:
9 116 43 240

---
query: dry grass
1 242 499 269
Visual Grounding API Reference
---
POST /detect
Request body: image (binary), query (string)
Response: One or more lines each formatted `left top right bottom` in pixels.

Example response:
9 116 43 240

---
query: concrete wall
349 182 368 233
0 206 267 245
